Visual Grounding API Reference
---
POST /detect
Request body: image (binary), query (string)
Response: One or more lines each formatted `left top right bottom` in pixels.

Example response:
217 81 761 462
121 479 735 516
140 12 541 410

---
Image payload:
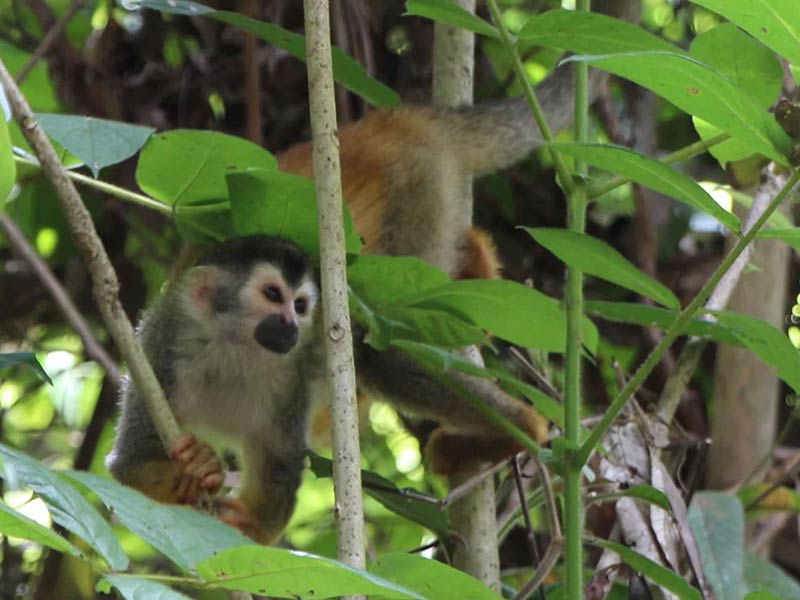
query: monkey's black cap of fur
197 235 313 287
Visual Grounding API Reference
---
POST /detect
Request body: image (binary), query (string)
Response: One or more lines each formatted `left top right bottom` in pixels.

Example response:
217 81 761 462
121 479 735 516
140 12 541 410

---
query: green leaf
0 351 53 384
565 52 791 165
739 483 800 515
136 129 276 206
687 492 746 600
690 24 784 166
381 306 489 349
591 538 702 600
688 0 800 65
196 545 424 598
0 108 14 206
0 444 128 570
348 256 451 307
0 501 79 555
391 340 565 428
227 168 363 257
35 114 154 177
712 310 800 394
525 229 680 309
307 453 449 540
519 9 676 54
757 227 800 251
552 143 739 231
586 301 742 346
100 576 193 600
370 553 503 600
616 485 670 511
404 0 499 39
743 553 800 600
64 471 251 572
397 278 598 353
129 0 400 107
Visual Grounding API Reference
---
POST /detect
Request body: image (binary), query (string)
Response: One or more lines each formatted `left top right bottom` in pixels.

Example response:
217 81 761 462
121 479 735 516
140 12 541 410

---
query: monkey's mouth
254 318 299 355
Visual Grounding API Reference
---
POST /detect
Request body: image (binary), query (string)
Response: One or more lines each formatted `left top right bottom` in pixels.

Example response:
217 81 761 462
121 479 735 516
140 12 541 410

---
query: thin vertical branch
302 0 366 583
0 58 181 450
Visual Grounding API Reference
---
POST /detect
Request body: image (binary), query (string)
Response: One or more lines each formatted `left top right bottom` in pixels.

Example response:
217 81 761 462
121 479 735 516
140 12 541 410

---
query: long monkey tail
443 0 641 176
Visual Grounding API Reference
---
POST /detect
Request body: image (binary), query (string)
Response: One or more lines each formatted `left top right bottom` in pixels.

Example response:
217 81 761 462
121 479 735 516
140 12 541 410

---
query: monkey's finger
186 445 219 474
184 476 201 506
175 474 193 504
170 432 198 462
201 472 224 494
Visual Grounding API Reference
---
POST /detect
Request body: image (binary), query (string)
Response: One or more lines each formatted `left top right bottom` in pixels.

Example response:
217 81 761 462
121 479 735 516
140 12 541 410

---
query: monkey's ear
183 265 222 315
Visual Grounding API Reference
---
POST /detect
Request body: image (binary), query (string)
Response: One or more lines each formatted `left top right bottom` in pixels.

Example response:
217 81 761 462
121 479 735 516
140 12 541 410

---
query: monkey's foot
169 432 224 505
213 497 263 541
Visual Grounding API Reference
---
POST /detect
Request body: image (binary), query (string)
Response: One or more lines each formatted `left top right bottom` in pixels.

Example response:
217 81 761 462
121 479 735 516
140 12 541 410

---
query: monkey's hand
212 497 265 541
168 432 224 505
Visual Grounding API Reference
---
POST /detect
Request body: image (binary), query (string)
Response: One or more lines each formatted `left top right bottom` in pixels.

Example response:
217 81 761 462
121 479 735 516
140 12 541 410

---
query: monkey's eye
294 297 307 315
264 286 283 303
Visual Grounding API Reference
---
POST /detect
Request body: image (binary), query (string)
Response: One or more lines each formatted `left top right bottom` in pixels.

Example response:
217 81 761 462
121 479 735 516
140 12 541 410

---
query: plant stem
575 167 800 467
563 1 590 596
586 133 730 200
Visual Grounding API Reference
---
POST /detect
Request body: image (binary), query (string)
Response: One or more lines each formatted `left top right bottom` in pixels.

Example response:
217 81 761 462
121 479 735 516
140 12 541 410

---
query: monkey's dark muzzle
254 315 299 354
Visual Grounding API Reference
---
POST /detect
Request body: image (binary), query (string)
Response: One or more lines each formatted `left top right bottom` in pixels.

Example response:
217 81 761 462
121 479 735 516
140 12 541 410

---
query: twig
0 58 181 449
302 0 366 582
511 457 545 600
16 0 84 85
0 214 121 382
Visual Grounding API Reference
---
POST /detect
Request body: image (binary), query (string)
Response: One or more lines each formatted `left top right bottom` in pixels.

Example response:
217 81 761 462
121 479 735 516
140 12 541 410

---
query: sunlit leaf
100 576 192 600
519 9 675 54
370 553 503 600
688 0 800 65
405 0 499 39
127 0 400 107
0 444 128 570
0 501 79 555
196 545 423 598
565 52 791 165
525 229 680 309
35 114 154 177
739 484 800 515
591 538 702 599
65 472 250 572
0 351 52 385
552 143 739 231
687 492 746 600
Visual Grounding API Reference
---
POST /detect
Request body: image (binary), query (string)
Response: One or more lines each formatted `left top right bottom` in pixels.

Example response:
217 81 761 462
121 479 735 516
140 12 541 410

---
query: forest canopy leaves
126 0 400 107
404 0 499 39
0 351 53 384
0 500 79 555
525 229 680 309
35 114 155 177
688 0 800 65
99 576 193 600
549 142 739 231
0 444 129 570
196 545 424 598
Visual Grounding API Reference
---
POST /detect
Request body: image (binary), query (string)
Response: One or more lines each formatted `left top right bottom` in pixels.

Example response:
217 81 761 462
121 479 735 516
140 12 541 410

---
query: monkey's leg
219 439 305 544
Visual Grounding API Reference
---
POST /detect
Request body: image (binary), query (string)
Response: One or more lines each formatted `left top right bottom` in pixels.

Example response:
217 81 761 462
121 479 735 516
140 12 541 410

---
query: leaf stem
575 167 800 467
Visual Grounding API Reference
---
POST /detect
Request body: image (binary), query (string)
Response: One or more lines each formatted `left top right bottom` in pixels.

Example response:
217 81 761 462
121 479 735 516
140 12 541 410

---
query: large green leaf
227 169 363 257
136 129 276 206
196 546 423 598
127 0 400 107
307 453 449 540
713 310 800 394
519 9 676 54
396 278 599 353
0 444 128 570
405 0 499 39
348 255 451 307
0 501 79 555
65 471 250 572
99 576 192 600
0 351 53 384
586 301 741 346
690 24 784 166
35 114 154 177
757 227 800 251
525 228 680 309
565 52 791 165
689 0 800 65
370 553 502 600
551 143 739 231
591 538 702 600
687 492 746 600
743 553 800 600
0 107 14 206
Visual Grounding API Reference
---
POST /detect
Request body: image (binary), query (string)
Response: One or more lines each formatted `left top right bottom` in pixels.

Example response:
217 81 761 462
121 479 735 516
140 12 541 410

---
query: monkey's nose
254 314 299 354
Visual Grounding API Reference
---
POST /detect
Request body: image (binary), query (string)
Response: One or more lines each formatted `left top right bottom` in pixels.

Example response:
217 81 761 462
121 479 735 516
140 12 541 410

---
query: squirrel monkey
107 235 546 543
